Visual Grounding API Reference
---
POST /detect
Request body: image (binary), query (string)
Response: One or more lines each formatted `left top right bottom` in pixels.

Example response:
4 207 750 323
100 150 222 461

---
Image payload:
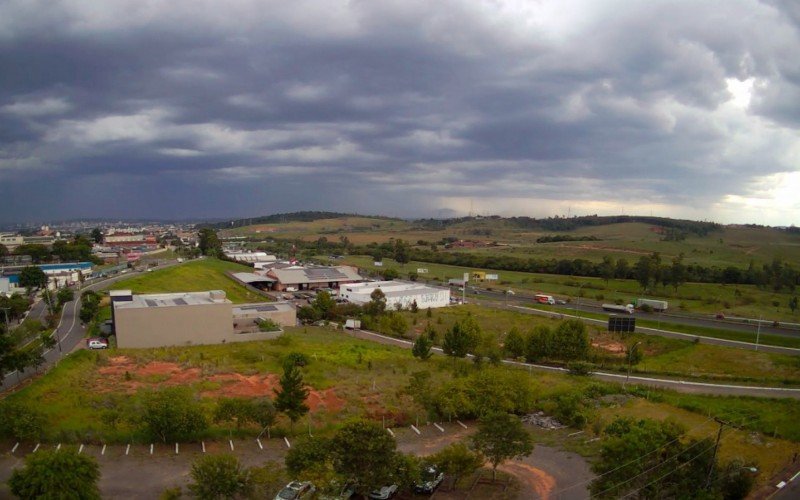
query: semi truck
602 303 635 314
534 294 555 305
636 298 668 312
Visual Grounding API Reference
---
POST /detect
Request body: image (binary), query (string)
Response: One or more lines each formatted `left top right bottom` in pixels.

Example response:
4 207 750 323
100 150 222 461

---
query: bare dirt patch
94 358 344 412
591 338 626 355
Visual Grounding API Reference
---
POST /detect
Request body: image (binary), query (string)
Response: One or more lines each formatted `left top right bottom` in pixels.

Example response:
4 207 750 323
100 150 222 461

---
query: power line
550 416 716 495
619 442 718 499
592 434 715 499
589 415 758 499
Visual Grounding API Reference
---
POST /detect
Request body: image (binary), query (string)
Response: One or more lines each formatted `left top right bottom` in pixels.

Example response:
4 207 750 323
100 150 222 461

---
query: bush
138 387 208 442
189 454 252 499
567 361 592 376
0 401 46 441
283 352 310 368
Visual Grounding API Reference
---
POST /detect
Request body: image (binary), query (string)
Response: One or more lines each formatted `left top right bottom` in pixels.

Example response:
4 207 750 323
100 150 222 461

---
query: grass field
107 258 262 303
400 305 800 385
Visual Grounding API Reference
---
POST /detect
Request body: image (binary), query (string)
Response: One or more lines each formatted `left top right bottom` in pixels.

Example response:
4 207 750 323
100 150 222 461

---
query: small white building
339 280 450 310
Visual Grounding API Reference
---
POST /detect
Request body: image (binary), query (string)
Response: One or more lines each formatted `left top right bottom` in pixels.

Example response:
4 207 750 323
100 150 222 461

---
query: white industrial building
339 280 450 309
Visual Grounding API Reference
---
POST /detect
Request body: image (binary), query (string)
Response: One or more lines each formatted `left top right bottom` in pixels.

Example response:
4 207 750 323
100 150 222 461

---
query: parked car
368 484 398 500
274 481 316 500
414 465 445 494
86 338 108 350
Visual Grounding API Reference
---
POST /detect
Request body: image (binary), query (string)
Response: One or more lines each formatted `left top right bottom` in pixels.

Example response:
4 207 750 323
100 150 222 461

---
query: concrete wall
115 302 233 348
234 307 296 328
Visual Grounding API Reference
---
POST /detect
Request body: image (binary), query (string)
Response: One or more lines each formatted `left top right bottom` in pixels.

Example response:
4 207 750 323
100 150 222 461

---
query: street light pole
624 341 642 389
755 315 762 351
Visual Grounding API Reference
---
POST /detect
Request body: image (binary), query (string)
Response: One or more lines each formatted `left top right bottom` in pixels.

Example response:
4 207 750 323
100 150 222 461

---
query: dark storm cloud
1 0 799 224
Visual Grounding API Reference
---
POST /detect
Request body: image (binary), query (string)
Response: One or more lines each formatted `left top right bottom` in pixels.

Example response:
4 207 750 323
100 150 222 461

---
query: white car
368 484 398 500
87 338 109 350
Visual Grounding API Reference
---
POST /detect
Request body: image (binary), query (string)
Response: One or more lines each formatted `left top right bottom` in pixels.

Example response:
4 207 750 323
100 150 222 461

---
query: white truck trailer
636 298 668 312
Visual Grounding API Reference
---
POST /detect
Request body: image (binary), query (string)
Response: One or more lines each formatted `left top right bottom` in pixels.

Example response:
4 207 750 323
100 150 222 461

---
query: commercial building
112 290 296 348
224 251 277 264
267 265 363 292
338 280 450 310
0 261 93 292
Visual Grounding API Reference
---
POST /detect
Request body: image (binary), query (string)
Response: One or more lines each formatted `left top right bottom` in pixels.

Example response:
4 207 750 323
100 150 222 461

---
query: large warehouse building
112 290 295 348
338 280 450 309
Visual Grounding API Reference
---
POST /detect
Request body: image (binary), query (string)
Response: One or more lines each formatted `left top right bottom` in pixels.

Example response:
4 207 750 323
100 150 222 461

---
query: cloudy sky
1 0 799 225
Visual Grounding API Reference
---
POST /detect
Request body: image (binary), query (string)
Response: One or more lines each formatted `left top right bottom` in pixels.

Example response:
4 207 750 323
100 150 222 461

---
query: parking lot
0 421 592 499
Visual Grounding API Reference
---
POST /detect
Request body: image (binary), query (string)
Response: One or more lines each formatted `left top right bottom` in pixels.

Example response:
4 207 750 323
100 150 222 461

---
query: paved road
346 329 800 399
495 301 800 356
453 284 798 339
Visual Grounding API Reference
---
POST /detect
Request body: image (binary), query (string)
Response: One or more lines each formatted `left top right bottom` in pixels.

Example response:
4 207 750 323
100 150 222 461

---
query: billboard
486 273 499 280
417 268 428 274
608 316 636 333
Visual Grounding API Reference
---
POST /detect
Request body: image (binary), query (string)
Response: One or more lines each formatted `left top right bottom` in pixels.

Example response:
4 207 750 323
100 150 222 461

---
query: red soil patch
592 339 626 355
94 358 344 412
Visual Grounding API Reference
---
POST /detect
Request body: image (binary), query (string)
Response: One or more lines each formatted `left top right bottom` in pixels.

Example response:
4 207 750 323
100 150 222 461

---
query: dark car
413 465 444 494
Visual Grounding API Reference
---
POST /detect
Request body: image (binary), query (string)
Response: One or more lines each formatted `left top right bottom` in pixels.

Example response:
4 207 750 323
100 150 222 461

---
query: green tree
379 311 408 337
213 397 256 431
412 333 433 360
365 288 386 316
471 412 533 481
670 253 687 292
614 258 630 279
312 290 336 319
789 296 798 315
442 323 470 361
553 319 589 360
430 442 484 488
394 239 410 265
9 449 101 500
90 227 103 243
188 453 252 500
330 419 401 496
635 255 653 291
285 437 333 481
253 398 277 436
599 256 615 284
56 287 74 306
0 243 8 257
198 228 222 257
0 401 46 441
139 387 208 442
19 265 47 291
503 327 526 359
274 364 310 432
590 417 717 499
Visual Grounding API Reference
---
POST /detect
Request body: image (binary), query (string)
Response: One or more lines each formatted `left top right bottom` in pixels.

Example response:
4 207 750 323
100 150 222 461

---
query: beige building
112 290 296 348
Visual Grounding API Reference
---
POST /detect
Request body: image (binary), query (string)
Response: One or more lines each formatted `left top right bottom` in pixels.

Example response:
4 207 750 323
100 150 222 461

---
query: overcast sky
2 0 799 226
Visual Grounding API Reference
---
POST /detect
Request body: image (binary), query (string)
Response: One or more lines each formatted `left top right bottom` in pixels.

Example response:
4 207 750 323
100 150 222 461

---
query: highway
440 284 800 355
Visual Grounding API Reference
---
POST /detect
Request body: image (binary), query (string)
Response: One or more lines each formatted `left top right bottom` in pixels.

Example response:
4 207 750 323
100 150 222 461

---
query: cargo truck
602 303 635 314
345 319 361 330
534 294 555 305
636 298 668 312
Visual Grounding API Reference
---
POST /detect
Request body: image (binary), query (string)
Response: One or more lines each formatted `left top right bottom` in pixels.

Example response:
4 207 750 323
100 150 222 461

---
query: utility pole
755 315 762 351
704 418 728 490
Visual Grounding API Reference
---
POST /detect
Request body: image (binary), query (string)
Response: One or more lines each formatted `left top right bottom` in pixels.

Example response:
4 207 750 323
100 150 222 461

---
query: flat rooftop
341 280 447 297
113 290 230 309
232 302 295 315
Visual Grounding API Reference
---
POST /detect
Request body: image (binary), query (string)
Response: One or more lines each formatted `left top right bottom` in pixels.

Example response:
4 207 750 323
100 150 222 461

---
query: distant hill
412 214 721 236
204 211 400 229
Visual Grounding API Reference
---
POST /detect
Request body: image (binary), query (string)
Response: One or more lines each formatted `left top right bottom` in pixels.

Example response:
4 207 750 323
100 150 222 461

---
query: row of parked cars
274 466 444 499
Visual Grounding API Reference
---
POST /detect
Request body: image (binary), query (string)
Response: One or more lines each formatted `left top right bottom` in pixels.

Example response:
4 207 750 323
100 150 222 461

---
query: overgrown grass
399 304 800 385
107 258 262 303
